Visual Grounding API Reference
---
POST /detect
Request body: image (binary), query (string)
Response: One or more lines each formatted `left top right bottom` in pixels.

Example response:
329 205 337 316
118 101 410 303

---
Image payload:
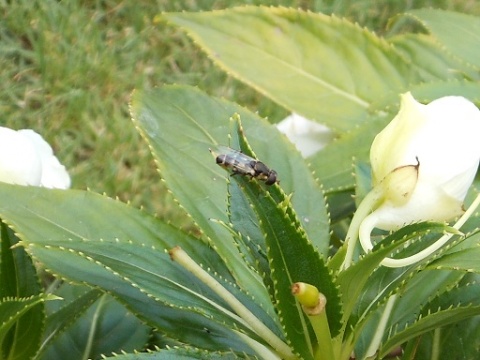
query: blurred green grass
1 0 478 226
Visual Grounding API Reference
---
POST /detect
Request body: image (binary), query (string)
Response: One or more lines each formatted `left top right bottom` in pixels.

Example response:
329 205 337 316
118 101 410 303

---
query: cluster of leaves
1 6 480 360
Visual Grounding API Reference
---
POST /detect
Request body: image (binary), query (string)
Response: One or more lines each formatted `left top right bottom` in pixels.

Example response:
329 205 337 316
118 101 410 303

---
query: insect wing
212 146 256 177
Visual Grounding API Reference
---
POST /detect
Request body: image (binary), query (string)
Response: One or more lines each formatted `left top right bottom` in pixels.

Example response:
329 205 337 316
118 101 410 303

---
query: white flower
348 92 480 268
366 92 480 231
0 127 70 189
276 113 333 157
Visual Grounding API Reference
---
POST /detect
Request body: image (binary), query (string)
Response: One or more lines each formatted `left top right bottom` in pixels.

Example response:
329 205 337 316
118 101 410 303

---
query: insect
210 145 278 185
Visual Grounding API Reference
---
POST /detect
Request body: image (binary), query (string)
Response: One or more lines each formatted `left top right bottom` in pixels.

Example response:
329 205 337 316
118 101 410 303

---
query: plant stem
431 328 441 360
341 188 383 270
233 330 282 360
309 301 335 360
170 246 296 360
364 294 397 359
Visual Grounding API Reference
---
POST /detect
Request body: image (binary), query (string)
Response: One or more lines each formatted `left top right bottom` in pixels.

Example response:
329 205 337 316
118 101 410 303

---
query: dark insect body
211 146 278 185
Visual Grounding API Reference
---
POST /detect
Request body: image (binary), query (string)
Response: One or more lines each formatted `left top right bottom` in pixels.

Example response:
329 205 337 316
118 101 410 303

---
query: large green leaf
0 184 261 354
161 7 416 133
130 86 330 304
402 8 480 70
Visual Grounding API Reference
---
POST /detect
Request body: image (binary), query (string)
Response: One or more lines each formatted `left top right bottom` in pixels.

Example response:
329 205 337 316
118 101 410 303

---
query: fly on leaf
210 145 278 185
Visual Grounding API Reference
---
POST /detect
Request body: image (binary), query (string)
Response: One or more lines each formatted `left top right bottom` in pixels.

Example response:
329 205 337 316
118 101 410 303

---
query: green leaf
226 181 272 291
227 139 341 359
0 295 57 359
388 33 479 82
353 161 372 206
427 247 480 273
353 269 465 360
381 279 480 356
39 283 150 360
161 7 416 133
104 347 241 359
38 284 104 357
403 313 480 360
30 241 277 340
336 222 452 327
1 223 40 298
0 223 44 360
402 8 480 70
387 270 465 331
234 180 319 359
0 184 259 354
370 80 480 113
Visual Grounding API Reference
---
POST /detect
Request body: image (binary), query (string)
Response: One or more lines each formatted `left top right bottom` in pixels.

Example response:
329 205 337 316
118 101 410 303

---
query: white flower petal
0 127 42 186
276 113 333 157
18 130 71 189
0 127 70 189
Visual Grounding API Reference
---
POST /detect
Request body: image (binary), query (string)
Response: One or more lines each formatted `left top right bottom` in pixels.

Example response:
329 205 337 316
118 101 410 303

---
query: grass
1 0 478 226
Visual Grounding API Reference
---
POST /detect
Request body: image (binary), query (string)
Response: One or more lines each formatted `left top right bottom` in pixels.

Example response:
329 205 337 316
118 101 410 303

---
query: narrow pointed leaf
427 247 480 273
0 295 57 352
227 181 273 293
0 223 44 360
230 175 341 358
1 223 41 298
381 281 480 356
387 270 465 331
